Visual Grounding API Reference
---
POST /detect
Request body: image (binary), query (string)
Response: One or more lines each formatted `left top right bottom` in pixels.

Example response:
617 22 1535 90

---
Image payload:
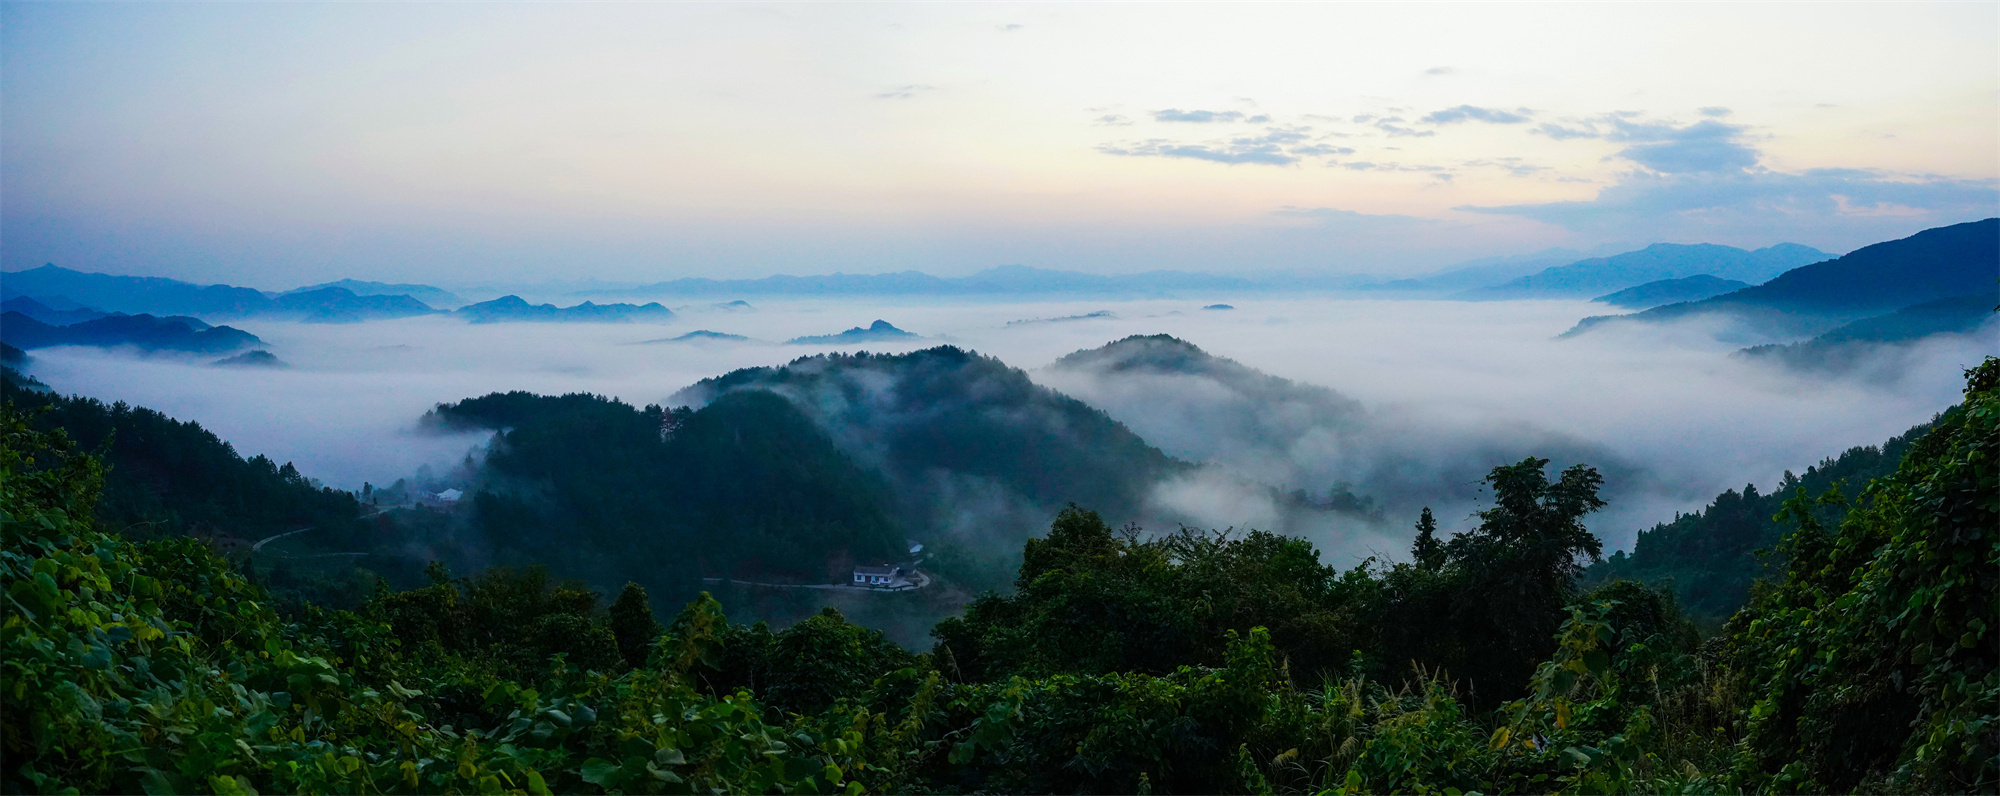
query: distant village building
852 564 923 589
421 488 463 509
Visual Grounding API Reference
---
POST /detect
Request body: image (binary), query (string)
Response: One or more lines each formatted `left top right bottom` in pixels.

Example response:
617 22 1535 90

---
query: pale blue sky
4 2 1996 287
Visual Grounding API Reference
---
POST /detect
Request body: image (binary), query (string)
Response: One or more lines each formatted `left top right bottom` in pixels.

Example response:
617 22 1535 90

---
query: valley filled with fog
18 293 1984 562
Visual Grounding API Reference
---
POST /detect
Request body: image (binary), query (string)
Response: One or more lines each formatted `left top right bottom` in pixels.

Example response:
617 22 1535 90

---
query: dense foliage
1714 356 1998 793
1 409 907 794
4 359 1993 794
1588 414 1937 624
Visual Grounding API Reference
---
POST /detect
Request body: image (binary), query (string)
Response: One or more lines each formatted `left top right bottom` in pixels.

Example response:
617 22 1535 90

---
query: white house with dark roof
852 565 901 586
852 564 928 588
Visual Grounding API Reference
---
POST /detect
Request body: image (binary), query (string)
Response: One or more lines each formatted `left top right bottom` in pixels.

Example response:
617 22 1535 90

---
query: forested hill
1586 412 1941 624
0 377 367 545
428 388 905 590
678 346 1188 538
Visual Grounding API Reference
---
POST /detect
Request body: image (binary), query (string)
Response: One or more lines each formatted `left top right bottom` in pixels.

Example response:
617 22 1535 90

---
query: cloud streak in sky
1099 126 1350 166
1420 105 1534 125
1153 109 1246 123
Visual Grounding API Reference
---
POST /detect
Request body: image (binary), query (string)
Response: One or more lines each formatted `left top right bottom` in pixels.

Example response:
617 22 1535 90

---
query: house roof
436 488 463 500
853 565 898 576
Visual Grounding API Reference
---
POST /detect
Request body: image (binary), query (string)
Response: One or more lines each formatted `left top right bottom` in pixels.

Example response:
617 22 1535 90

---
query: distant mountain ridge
0 311 264 354
786 320 919 345
1736 294 1996 373
1457 242 1831 300
2 265 442 323
289 279 462 308
3 265 275 317
1363 246 1613 293
1592 275 1750 309
587 265 1259 299
1 296 112 326
455 295 674 323
1567 218 2000 340
271 287 440 323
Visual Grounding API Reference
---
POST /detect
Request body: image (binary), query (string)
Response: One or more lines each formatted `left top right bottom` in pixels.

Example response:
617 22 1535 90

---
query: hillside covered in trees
1584 413 1942 625
4 357 1994 793
428 388 908 590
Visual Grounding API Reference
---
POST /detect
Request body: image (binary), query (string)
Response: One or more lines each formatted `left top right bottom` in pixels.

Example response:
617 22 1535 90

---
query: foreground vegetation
3 358 1994 794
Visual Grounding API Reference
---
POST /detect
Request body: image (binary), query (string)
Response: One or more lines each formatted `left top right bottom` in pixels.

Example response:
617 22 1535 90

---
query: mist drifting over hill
15 293 1984 564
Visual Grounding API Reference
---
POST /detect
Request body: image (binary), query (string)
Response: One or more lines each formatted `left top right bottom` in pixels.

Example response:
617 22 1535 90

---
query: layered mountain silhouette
1 296 112 326
1365 246 1617 293
1 311 264 354
588 265 1257 299
288 279 462 308
269 287 440 323
1 266 442 322
1736 294 1996 373
1457 242 1830 300
455 295 674 323
1593 275 1750 309
1566 218 1999 340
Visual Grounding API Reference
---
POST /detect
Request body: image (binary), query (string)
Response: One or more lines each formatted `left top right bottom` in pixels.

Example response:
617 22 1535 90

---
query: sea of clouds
18 294 1991 564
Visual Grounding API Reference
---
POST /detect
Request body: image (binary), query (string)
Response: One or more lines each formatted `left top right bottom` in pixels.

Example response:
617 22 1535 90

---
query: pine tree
1411 507 1445 570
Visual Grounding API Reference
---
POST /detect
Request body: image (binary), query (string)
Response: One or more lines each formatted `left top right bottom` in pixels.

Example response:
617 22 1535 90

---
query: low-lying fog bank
16 295 1989 561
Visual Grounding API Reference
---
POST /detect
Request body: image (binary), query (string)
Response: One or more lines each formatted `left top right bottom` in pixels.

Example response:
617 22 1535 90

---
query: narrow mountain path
701 571 932 593
250 507 389 556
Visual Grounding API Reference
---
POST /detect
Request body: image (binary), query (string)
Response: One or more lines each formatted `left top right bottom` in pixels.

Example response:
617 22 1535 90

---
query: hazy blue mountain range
3 265 274 317
1567 218 1999 340
289 279 463 308
1 265 444 322
587 264 1259 299
1006 310 1118 326
1736 294 1996 372
455 295 675 323
1457 242 1830 300
786 320 919 345
646 330 752 343
1363 246 1611 293
0 311 264 354
270 287 440 323
1592 275 1750 309
1 296 112 326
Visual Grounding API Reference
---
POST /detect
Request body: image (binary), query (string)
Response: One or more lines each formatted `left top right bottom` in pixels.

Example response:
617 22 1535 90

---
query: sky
4 2 1997 288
